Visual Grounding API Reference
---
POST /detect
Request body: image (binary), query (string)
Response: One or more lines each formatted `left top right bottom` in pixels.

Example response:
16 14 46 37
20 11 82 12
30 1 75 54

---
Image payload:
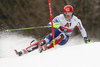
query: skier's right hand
53 22 60 28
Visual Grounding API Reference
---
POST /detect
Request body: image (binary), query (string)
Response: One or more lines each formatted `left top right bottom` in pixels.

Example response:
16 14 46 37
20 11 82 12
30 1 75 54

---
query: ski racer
15 5 91 56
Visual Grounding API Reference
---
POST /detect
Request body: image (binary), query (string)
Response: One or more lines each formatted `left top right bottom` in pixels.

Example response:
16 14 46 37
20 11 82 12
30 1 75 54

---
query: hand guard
53 22 60 28
84 37 91 44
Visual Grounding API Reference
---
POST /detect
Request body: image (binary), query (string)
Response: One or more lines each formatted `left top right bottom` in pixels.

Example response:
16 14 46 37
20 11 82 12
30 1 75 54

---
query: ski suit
44 14 87 45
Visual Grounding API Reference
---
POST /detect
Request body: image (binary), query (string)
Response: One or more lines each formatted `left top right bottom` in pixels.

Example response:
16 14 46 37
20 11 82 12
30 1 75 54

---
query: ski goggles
64 12 73 16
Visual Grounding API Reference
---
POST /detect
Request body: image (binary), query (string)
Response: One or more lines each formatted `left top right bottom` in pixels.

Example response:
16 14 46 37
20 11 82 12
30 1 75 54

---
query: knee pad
59 33 67 40
58 33 69 45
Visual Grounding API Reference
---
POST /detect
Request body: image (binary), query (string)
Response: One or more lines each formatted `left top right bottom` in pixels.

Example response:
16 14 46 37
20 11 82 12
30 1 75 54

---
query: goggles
64 12 73 16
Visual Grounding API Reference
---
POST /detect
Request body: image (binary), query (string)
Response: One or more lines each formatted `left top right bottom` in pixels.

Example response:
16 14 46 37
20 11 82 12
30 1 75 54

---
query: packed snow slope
0 32 100 67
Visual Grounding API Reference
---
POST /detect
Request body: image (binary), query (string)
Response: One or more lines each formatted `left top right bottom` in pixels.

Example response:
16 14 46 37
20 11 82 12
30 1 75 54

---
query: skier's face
65 15 72 20
64 12 73 20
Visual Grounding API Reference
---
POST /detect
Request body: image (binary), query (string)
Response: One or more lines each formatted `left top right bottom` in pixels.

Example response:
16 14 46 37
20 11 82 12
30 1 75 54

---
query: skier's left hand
84 37 92 44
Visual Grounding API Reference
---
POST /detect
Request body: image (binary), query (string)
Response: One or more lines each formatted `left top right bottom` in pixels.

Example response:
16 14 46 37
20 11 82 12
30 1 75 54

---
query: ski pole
5 22 60 32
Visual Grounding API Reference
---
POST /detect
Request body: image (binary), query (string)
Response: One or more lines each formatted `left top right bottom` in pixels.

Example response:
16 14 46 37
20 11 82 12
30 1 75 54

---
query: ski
14 34 64 56
14 40 43 56
47 37 63 49
47 33 64 49
25 40 42 50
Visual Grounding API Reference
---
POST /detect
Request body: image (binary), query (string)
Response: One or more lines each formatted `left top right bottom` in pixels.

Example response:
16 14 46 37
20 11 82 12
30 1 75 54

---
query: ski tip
14 49 23 56
14 49 18 55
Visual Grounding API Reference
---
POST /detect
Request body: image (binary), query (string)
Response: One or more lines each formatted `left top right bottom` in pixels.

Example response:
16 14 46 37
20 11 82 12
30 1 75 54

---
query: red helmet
63 5 73 13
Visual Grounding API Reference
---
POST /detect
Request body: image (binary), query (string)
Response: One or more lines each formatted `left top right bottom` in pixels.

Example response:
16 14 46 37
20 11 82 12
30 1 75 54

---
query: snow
0 32 100 67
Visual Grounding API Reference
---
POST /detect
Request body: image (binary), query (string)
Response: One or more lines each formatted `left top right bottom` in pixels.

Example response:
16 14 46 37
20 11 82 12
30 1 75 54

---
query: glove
53 22 60 28
84 37 91 44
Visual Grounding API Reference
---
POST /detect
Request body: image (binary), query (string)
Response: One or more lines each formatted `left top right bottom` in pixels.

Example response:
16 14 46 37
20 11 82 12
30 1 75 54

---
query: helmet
63 5 73 13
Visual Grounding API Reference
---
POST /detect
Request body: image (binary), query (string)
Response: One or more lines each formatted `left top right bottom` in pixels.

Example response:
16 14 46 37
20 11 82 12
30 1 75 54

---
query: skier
15 5 91 56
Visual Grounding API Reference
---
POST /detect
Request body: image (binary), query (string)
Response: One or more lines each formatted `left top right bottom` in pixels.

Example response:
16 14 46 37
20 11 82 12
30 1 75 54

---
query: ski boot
38 40 47 53
38 45 47 53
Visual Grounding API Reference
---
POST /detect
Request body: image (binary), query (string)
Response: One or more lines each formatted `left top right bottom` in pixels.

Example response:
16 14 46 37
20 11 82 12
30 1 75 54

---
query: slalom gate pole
48 0 56 47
